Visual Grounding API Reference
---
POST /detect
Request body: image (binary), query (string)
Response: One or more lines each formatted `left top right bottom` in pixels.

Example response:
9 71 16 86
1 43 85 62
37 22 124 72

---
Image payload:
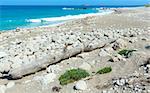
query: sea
0 5 143 31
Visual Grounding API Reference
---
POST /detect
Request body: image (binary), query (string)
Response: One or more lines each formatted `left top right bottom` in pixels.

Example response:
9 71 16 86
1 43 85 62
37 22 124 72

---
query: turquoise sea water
0 5 142 31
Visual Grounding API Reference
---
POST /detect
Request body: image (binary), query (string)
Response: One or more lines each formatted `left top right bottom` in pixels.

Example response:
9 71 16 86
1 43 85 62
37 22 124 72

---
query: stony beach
0 7 150 93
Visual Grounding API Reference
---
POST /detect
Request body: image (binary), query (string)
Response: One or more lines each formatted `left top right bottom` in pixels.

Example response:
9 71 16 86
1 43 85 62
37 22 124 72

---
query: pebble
145 45 150 50
75 80 87 90
47 65 61 73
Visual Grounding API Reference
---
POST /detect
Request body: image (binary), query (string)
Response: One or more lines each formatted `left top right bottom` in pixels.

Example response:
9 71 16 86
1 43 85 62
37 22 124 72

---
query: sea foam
26 11 113 23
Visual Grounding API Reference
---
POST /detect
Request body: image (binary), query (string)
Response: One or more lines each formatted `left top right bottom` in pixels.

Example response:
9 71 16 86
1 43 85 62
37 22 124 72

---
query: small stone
47 65 61 73
102 90 107 93
147 64 150 68
16 27 20 32
79 62 91 71
7 81 15 89
75 80 87 90
0 85 6 93
117 54 126 61
52 86 61 92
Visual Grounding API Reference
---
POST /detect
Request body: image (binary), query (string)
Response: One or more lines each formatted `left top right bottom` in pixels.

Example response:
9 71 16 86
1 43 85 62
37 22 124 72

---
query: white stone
23 80 31 84
75 80 87 90
46 65 61 73
7 81 15 89
147 64 150 68
117 54 126 61
102 90 107 93
79 62 91 71
0 85 6 93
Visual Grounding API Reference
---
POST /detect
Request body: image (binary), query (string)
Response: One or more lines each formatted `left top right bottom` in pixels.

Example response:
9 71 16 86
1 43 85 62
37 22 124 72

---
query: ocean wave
26 11 113 23
26 19 42 23
62 7 75 10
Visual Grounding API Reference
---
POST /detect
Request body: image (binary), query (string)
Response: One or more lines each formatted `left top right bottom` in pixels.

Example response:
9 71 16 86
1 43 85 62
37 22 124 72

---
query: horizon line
0 4 145 6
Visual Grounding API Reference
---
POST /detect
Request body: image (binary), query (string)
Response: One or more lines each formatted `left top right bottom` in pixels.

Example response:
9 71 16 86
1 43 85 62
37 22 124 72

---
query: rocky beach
0 7 150 93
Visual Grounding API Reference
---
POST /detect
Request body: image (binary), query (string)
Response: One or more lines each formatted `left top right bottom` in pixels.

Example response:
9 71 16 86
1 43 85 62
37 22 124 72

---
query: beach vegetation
118 49 136 58
59 68 90 85
144 4 150 7
97 67 112 74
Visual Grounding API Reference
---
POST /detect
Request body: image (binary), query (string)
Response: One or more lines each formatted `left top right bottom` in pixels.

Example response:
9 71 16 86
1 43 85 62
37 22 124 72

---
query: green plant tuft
145 4 150 7
97 67 112 74
118 49 136 58
59 68 90 85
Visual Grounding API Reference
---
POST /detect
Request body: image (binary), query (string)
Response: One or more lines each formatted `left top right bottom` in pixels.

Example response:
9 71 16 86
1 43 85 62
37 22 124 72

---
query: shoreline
0 6 144 32
0 9 113 32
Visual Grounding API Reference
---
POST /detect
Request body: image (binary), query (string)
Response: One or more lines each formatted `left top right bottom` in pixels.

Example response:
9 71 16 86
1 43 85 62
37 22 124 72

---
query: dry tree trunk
8 40 106 79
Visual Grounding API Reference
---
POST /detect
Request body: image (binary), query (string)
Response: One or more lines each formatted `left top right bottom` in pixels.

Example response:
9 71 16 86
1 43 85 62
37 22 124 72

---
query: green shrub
145 4 150 7
59 68 90 85
97 67 112 74
118 49 136 58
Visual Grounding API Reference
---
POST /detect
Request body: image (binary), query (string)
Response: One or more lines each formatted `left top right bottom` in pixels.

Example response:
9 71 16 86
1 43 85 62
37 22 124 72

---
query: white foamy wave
26 11 113 23
26 19 42 23
62 7 75 10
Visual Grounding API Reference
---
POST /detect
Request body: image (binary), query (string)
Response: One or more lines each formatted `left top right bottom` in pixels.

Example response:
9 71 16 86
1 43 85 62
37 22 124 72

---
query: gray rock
145 45 150 50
